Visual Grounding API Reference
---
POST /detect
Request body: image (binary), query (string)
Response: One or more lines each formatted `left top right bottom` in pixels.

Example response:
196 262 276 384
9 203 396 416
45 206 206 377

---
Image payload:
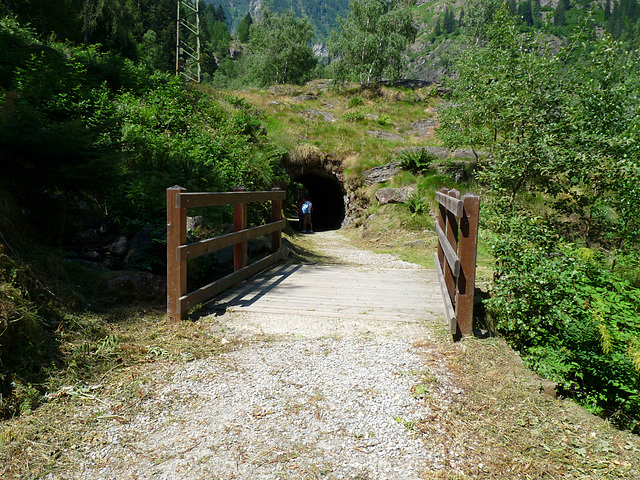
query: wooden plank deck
207 262 444 339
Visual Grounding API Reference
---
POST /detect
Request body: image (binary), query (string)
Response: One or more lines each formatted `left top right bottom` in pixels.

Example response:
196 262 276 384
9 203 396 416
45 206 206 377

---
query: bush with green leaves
399 149 437 174
1 19 287 239
486 216 640 432
406 193 429 216
0 252 52 418
376 113 391 126
439 0 640 432
343 110 365 122
348 95 364 108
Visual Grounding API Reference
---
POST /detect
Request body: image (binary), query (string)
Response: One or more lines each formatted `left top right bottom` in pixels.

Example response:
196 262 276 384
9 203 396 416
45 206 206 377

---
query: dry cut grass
0 308 235 479
413 336 640 479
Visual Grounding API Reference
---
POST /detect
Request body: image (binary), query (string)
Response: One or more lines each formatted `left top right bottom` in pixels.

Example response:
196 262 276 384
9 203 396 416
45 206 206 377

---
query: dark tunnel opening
293 173 346 231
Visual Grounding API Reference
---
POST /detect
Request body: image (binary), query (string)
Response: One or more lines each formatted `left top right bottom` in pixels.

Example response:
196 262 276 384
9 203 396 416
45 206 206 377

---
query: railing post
167 185 187 323
445 189 460 312
456 194 480 336
234 186 247 271
271 187 282 252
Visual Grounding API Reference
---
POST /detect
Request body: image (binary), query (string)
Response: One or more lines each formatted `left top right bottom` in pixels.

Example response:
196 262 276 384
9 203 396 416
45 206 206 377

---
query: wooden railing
434 187 480 339
166 186 288 322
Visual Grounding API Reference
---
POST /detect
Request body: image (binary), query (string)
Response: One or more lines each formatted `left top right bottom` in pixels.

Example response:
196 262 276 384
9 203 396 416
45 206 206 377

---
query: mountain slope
208 0 350 40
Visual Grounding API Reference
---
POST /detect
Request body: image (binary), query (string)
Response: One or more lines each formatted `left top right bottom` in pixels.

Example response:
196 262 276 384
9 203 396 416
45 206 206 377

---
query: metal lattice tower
175 0 201 83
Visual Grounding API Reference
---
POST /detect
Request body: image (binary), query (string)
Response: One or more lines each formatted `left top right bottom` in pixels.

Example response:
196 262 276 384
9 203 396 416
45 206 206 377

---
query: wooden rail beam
178 190 286 208
179 220 286 261
435 190 463 217
444 189 460 310
434 223 460 277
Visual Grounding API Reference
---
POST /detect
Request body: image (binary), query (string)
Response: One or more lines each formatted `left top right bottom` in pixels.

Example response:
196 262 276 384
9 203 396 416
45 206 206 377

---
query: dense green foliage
0 17 285 230
439 2 640 432
0 249 54 417
399 148 437 174
1 0 233 79
246 9 317 86
0 15 287 417
236 11 253 43
328 0 417 86
487 218 640 431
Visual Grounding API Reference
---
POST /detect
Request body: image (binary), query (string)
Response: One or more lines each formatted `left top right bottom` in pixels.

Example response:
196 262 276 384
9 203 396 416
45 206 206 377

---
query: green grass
232 83 442 168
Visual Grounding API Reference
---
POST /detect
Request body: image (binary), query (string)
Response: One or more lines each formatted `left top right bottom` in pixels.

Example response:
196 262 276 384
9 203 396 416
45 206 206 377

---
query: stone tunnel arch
292 171 346 232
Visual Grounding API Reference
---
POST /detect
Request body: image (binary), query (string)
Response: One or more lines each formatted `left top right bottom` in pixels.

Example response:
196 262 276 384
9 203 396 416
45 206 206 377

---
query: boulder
81 250 101 261
366 130 404 142
109 235 128 255
375 187 416 205
124 230 156 270
187 216 205 232
101 272 166 303
363 161 402 186
302 110 335 122
293 94 317 102
74 229 99 245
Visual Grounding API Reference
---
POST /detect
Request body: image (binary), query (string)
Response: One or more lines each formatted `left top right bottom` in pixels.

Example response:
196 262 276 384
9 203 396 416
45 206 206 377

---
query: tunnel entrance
292 172 345 231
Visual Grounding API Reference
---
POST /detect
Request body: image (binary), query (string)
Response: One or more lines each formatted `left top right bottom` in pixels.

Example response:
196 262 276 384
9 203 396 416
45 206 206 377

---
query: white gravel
54 231 459 479
70 338 454 479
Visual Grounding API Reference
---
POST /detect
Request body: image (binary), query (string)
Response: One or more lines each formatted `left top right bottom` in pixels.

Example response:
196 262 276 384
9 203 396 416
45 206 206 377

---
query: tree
139 29 164 70
237 11 253 42
327 0 417 87
247 9 317 86
519 0 533 26
434 17 442 37
438 0 640 430
533 0 542 27
443 7 456 34
438 4 563 201
555 0 567 27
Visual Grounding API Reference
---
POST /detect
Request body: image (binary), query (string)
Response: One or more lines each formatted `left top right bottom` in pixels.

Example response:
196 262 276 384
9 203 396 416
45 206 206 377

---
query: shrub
486 216 640 432
399 149 437 174
376 113 391 126
348 95 363 108
0 251 51 418
407 193 429 216
343 110 365 122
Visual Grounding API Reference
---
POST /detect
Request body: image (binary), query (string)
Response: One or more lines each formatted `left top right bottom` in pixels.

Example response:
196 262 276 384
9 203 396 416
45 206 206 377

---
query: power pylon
175 0 201 83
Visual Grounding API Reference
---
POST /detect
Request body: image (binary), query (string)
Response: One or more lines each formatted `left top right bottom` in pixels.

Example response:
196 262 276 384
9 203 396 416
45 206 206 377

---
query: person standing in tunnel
297 197 305 231
301 196 313 233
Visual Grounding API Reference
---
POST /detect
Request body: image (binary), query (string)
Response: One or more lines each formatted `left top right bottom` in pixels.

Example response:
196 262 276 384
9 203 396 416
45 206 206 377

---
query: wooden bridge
166 187 479 339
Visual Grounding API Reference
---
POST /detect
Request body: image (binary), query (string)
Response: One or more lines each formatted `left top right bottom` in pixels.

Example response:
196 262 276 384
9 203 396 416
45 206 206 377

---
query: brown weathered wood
434 223 460 277
178 190 286 208
436 191 464 218
167 186 288 321
455 193 480 336
271 187 283 252
444 189 460 310
436 187 447 270
435 252 457 334
179 220 287 261
167 186 187 323
233 187 248 271
178 248 289 312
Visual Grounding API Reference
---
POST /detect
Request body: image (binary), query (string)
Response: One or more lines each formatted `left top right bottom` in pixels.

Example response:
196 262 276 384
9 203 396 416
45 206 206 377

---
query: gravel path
60 231 459 479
